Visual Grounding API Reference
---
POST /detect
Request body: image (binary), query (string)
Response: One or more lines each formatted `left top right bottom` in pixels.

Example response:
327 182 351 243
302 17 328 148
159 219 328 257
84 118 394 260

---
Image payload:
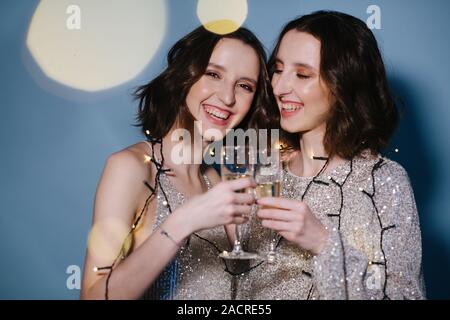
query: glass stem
267 228 276 263
269 228 276 253
232 224 242 253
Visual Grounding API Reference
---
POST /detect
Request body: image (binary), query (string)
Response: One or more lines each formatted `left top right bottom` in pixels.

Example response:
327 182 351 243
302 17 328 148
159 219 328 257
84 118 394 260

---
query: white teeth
282 104 302 111
205 107 230 120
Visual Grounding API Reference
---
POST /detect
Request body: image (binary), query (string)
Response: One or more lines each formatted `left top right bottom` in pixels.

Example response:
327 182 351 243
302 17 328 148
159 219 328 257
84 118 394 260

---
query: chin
281 120 303 133
203 131 226 142
200 124 226 142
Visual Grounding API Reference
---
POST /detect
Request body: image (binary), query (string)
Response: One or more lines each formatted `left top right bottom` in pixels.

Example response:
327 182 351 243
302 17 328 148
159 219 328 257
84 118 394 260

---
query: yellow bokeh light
197 0 248 35
26 0 166 92
203 20 240 35
87 217 132 263
144 155 152 163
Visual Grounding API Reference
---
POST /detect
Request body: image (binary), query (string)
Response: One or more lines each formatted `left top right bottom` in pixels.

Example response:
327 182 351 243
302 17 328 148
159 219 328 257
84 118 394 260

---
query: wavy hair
269 11 398 159
134 26 279 139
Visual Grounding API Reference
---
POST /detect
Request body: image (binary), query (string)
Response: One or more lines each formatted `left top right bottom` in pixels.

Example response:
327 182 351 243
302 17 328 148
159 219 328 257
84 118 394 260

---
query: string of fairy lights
93 133 173 300
92 132 244 298
361 158 396 300
240 152 397 300
92 139 400 299
238 156 330 277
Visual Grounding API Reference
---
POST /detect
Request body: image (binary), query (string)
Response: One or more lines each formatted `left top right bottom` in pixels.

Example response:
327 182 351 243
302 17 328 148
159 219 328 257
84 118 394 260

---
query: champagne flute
254 146 281 263
219 145 258 260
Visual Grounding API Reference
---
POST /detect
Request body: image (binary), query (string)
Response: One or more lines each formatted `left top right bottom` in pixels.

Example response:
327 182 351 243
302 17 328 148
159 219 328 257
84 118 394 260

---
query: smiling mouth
203 104 231 120
281 103 303 112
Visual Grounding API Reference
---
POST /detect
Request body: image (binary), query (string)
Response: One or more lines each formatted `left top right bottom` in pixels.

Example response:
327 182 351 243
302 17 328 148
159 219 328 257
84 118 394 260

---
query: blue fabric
145 258 179 300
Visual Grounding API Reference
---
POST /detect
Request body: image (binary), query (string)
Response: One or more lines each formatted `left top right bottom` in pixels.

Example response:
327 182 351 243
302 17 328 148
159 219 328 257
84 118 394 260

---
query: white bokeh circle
26 0 166 92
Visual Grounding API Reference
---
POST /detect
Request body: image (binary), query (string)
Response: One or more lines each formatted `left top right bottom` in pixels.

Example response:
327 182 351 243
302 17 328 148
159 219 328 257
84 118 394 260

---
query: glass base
219 250 259 260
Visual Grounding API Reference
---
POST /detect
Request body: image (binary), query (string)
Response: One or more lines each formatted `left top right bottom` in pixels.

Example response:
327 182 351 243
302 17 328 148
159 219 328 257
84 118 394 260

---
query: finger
224 177 256 191
233 192 255 204
261 219 292 232
256 197 304 211
231 204 253 217
257 208 294 222
231 216 249 225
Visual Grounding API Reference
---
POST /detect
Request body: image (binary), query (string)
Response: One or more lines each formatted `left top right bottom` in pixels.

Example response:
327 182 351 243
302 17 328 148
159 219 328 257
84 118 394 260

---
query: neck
290 124 346 178
297 126 329 177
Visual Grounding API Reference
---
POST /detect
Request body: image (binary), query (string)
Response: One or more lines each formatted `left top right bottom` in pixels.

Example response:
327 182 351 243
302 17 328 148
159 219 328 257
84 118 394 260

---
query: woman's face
185 38 259 141
271 30 333 135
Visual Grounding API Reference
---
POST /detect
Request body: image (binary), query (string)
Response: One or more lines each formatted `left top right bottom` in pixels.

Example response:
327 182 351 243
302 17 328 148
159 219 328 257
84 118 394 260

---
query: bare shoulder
93 142 154 221
82 142 156 296
104 142 152 180
204 166 221 186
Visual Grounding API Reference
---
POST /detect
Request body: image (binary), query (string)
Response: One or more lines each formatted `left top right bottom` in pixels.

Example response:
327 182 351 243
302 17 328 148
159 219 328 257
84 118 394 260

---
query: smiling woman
238 11 425 300
26 0 166 92
184 39 259 141
80 26 276 300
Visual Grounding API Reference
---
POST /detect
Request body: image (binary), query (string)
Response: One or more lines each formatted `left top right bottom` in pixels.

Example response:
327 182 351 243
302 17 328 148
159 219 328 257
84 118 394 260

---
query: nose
272 72 292 98
217 81 236 107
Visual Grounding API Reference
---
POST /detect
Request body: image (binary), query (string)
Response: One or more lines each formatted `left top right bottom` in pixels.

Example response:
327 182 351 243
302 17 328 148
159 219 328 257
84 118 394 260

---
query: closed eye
205 71 221 79
238 83 254 93
296 73 310 79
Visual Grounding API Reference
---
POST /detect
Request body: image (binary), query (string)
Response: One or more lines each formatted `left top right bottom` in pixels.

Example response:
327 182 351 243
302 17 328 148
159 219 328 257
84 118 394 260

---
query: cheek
302 82 331 113
299 81 320 100
185 81 209 113
236 93 255 117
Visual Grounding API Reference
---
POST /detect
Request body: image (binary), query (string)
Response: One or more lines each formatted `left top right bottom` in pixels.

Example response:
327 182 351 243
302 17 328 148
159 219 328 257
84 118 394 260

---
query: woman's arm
312 161 425 299
81 154 255 299
257 161 425 299
80 150 190 299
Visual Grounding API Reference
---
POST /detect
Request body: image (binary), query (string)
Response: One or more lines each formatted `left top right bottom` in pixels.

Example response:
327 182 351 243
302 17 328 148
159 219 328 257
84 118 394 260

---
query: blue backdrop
1 0 449 299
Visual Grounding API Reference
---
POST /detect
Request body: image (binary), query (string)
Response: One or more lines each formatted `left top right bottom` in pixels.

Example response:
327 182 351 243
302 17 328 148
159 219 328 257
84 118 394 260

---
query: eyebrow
274 58 316 71
207 63 257 85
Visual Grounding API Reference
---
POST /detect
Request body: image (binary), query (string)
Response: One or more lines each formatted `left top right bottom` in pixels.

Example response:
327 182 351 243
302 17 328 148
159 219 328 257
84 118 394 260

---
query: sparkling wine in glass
255 146 281 263
219 145 258 260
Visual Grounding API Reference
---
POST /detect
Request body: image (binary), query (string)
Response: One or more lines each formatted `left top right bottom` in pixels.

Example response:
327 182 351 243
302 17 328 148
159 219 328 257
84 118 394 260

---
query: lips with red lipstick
279 100 304 118
202 104 234 126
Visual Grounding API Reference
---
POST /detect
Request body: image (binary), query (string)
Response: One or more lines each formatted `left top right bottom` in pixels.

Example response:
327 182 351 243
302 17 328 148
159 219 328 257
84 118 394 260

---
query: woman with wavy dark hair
239 11 425 299
80 26 276 300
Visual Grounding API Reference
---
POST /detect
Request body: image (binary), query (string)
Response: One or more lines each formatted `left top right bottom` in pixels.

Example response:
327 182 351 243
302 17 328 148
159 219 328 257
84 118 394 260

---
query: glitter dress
141 150 233 300
236 151 426 300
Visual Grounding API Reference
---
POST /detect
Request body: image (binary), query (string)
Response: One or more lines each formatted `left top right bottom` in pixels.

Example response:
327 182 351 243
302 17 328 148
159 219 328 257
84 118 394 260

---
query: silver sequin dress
236 152 426 300
142 169 234 300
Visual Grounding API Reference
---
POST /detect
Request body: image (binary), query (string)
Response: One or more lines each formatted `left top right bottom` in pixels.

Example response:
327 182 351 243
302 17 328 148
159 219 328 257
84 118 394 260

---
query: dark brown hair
269 11 398 159
134 26 278 139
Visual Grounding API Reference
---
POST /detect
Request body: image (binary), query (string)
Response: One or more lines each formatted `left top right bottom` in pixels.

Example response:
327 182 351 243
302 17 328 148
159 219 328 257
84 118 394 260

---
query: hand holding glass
219 145 258 260
254 146 281 263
